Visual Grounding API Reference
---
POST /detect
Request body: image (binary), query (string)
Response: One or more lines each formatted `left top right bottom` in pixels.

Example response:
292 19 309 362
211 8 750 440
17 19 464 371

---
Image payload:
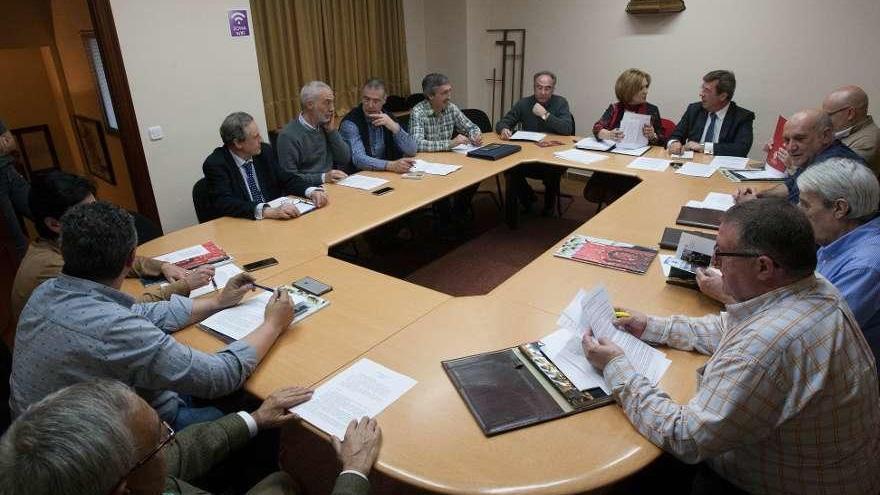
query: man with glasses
580 198 880 494
340 78 417 173
822 85 880 175
0 379 381 494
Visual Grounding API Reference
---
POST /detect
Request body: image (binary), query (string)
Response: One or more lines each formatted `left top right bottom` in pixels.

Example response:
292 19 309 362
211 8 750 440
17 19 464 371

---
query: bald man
736 108 865 204
822 85 880 175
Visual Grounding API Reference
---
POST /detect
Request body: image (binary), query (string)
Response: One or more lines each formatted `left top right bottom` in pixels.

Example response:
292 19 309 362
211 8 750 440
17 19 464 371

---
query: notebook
675 206 725 230
659 227 717 251
467 143 522 161
153 241 229 270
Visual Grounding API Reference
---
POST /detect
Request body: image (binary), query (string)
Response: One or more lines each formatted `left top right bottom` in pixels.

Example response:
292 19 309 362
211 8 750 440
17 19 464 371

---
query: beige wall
110 0 268 232
408 0 880 159
402 0 427 95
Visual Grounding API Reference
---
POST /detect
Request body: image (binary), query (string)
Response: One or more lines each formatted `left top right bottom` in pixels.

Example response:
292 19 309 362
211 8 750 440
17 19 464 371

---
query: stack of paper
553 149 608 165
685 192 735 211
617 111 652 150
291 358 417 439
710 156 750 170
199 286 328 341
675 162 718 178
575 136 614 151
411 159 461 176
734 167 787 180
627 157 670 172
610 146 651 157
336 174 389 191
541 287 671 393
267 196 315 215
510 130 546 142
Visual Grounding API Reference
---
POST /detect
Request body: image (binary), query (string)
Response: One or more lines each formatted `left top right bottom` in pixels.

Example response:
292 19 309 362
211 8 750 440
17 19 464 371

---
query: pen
252 282 275 293
210 277 218 291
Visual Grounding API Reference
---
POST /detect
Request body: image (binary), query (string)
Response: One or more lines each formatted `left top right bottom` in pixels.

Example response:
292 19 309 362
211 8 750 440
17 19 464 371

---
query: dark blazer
669 101 755 157
202 142 309 220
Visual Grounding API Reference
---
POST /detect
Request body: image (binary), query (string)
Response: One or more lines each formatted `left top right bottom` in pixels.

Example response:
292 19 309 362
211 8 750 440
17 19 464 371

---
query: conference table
126 135 758 494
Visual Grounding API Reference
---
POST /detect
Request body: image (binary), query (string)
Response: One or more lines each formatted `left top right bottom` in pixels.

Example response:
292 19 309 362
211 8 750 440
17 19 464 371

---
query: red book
554 235 657 274
766 115 787 172
169 241 229 270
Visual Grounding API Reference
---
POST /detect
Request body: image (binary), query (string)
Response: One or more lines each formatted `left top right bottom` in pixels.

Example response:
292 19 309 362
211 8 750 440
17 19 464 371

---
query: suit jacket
164 413 370 494
202 142 309 220
669 101 755 157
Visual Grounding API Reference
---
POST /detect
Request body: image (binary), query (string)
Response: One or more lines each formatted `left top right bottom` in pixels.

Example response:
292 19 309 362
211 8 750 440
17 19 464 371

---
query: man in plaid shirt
583 198 880 495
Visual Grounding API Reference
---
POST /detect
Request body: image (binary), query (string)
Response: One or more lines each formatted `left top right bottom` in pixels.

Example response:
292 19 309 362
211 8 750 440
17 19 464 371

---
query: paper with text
675 162 718 178
267 196 315 215
736 167 787 180
617 111 652 150
557 287 670 386
411 159 461 176
291 358 417 439
710 156 750 170
337 174 389 191
189 262 243 298
627 157 670 172
510 131 546 142
541 327 608 393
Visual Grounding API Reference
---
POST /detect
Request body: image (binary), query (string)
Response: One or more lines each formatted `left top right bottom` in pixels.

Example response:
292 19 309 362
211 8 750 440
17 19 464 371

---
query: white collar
710 102 731 122
298 113 317 131
229 149 251 168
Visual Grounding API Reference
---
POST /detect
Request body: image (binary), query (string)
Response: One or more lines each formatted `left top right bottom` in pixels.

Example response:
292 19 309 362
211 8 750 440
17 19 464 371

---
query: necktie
243 161 264 203
704 112 717 144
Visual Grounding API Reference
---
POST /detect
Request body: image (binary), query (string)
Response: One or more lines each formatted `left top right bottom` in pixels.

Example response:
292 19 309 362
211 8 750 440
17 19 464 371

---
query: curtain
251 0 410 130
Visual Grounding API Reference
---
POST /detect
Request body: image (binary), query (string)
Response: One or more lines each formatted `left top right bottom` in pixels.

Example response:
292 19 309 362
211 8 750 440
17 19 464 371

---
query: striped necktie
243 161 264 203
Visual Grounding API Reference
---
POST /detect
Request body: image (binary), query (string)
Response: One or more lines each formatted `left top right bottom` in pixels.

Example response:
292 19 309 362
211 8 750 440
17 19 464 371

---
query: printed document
336 174 389 191
411 159 461 176
155 244 210 264
617 111 652 150
267 196 315 215
710 156 750 170
627 157 670 172
291 358 417 439
189 262 243 298
675 162 718 178
510 131 546 142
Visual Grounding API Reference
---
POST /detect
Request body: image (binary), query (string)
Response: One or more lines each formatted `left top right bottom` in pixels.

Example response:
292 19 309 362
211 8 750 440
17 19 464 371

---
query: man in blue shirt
736 109 865 203
340 79 417 173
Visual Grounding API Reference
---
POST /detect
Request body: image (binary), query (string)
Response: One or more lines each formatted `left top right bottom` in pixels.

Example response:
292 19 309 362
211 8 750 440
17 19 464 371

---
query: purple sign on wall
228 9 250 37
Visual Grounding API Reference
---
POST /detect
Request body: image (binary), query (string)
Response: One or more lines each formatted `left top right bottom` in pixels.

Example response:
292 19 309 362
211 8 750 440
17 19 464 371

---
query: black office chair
461 108 503 212
192 177 217 224
385 95 407 113
582 173 641 211
131 211 163 245
398 114 410 133
405 93 426 109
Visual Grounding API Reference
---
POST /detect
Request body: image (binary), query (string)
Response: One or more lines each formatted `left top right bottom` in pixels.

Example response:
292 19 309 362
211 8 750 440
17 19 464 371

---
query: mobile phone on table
293 276 332 295
242 257 278 272
372 186 394 196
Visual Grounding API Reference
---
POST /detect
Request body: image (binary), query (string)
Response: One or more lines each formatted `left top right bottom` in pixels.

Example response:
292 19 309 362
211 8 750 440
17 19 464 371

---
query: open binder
443 342 613 436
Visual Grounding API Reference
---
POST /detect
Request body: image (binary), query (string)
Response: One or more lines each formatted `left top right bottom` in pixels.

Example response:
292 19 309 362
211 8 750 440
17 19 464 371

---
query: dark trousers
505 164 563 227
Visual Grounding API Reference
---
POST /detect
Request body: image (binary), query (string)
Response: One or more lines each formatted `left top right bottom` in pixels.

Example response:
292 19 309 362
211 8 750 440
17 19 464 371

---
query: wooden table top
125 134 767 493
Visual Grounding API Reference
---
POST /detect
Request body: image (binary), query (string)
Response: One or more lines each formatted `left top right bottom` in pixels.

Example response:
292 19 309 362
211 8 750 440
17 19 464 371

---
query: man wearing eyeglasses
580 198 880 494
340 78 417 173
0 379 381 494
822 85 880 175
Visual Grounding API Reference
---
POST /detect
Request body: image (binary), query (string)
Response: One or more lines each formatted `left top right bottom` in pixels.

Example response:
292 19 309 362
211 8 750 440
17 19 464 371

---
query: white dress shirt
700 102 730 155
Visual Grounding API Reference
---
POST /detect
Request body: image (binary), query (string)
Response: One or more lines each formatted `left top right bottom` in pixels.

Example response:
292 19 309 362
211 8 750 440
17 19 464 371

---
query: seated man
340 78 417 173
276 80 350 187
10 201 295 429
822 85 880 175
8 171 212 342
496 70 573 218
582 198 880 494
737 109 865 203
203 111 328 220
410 73 483 229
667 70 754 157
699 158 880 365
0 379 381 495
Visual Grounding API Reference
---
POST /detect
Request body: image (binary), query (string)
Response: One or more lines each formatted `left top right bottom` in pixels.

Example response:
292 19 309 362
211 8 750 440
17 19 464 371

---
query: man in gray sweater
276 81 351 188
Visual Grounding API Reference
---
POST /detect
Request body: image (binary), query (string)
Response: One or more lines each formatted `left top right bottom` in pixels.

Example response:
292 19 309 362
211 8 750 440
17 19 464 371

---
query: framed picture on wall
73 114 115 185
10 125 61 181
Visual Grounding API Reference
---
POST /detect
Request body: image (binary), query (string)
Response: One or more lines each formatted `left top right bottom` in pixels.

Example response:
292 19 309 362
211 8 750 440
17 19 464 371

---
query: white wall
111 0 268 231
408 0 880 159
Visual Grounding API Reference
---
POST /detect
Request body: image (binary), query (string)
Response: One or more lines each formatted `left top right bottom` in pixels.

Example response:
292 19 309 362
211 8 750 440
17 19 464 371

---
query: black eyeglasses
712 249 762 267
122 421 175 479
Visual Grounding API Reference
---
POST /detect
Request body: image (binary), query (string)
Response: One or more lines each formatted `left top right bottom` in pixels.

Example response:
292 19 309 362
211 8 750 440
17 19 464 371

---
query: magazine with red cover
766 115 788 172
554 235 657 274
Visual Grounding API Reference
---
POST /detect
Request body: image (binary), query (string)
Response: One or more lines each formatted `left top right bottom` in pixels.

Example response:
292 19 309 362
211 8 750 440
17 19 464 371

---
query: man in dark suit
667 70 755 157
202 112 328 221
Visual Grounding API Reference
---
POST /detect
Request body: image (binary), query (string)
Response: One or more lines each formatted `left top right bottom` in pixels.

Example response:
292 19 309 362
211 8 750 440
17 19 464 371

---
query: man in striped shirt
583 198 880 494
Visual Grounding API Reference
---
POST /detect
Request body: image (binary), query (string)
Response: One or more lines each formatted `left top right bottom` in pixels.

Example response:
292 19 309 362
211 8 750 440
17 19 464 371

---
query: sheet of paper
291 358 417 439
659 254 674 277
610 145 651 157
557 287 670 386
411 159 461 176
675 162 718 178
700 192 735 211
336 174 389 191
710 155 750 170
553 149 608 165
736 167 787 180
540 327 608 393
627 157 670 172
574 136 614 151
669 150 695 159
451 143 479 154
199 290 312 340
267 196 315 215
154 244 210 264
616 111 652 150
189 262 243 298
510 130 546 142
685 200 705 208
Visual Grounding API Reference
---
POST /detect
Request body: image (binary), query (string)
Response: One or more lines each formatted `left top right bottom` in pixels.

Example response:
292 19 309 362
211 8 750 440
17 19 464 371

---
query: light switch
148 126 164 141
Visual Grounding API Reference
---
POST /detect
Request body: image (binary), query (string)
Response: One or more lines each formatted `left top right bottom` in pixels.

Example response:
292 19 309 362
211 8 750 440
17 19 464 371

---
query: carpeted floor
331 171 602 296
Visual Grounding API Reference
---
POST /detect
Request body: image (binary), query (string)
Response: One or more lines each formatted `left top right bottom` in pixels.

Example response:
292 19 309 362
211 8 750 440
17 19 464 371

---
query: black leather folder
675 206 725 230
467 143 521 161
659 227 718 251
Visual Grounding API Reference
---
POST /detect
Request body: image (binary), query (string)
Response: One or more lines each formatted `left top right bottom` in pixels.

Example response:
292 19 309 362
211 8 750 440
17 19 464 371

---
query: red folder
766 115 787 172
